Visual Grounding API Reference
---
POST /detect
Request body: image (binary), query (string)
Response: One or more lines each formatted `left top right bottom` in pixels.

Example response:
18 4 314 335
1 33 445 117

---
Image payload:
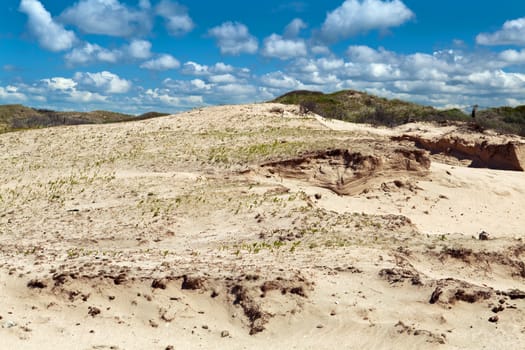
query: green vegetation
272 90 469 125
0 104 169 133
477 106 525 136
272 89 525 136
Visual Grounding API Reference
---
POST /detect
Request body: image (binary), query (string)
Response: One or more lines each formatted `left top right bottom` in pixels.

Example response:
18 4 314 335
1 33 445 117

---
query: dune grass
0 104 169 134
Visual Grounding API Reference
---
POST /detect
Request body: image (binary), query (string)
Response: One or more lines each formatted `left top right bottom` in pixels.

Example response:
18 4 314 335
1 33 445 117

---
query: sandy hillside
0 103 524 349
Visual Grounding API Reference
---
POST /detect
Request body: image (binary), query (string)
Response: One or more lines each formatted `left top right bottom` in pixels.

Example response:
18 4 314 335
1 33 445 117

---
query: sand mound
1 103 525 349
260 148 430 195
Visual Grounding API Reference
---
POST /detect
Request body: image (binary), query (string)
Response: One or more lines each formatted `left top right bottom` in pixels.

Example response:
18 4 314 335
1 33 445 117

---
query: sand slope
0 103 524 349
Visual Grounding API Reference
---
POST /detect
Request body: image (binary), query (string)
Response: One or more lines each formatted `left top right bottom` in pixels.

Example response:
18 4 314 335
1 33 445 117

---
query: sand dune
0 103 524 349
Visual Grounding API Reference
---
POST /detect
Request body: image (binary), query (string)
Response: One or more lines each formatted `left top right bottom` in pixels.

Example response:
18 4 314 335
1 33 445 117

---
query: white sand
0 103 524 349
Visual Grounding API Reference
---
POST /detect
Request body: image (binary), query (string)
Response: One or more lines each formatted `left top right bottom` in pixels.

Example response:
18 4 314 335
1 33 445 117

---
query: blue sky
1 0 525 114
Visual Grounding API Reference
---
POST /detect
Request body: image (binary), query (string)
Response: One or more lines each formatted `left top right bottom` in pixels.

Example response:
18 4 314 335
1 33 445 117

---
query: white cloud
181 61 237 76
344 46 457 81
316 57 345 71
262 18 308 60
290 57 345 74
162 78 212 92
216 84 257 97
181 61 211 75
74 71 132 94
0 85 28 102
208 74 237 84
367 63 401 80
140 54 180 70
261 71 302 89
191 79 212 90
66 90 107 103
65 43 121 66
321 0 414 42
165 61 257 103
214 62 234 73
272 44 525 108
208 22 258 55
477 17 525 46
347 45 390 62
311 45 331 55
262 34 307 60
143 88 203 107
260 65 341 93
39 76 107 103
60 0 151 37
41 77 77 90
284 18 307 38
162 69 261 105
156 0 194 36
19 0 76 52
466 70 525 90
499 49 525 64
127 40 152 59
64 40 154 66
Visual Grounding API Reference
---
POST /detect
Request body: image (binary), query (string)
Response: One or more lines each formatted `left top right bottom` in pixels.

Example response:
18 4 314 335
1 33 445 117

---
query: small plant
289 241 301 253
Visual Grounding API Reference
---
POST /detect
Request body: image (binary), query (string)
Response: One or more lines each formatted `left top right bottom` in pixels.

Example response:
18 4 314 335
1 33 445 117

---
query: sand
0 103 524 349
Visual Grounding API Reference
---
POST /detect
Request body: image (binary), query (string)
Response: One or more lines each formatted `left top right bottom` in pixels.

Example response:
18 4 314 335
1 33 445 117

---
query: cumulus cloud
477 17 525 46
284 18 307 38
311 45 331 55
65 43 121 66
208 22 258 55
60 0 151 37
40 76 107 103
216 83 257 96
344 46 461 81
19 0 76 52
156 0 194 36
258 44 525 108
208 74 237 84
262 34 307 60
214 62 234 73
65 90 107 103
181 61 211 75
160 60 263 105
142 88 203 107
190 79 212 90
262 19 308 60
466 70 525 90
140 54 180 70
0 85 28 102
260 71 303 90
320 0 414 42
41 77 78 90
181 61 236 76
65 40 154 66
347 45 391 62
162 78 212 93
126 40 153 59
74 71 132 94
499 49 525 64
